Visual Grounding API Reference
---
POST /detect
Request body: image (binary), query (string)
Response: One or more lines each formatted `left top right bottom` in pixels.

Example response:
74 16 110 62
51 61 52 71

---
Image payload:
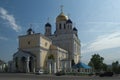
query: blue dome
27 28 32 32
73 27 77 31
27 28 34 35
45 23 51 27
66 19 72 24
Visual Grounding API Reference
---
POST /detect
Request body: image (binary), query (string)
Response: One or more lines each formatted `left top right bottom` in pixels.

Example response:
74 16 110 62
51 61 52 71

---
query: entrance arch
21 56 26 72
29 56 34 72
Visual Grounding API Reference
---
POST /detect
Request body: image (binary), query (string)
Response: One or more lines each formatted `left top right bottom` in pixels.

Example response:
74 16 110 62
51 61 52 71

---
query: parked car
36 70 44 75
99 72 114 77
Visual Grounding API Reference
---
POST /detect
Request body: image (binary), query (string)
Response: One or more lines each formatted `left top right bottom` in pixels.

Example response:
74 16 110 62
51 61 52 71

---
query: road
0 73 120 80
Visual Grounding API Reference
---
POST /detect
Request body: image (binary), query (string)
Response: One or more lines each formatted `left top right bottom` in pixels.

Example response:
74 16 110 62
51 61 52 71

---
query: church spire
27 24 34 35
45 17 51 27
45 18 52 36
56 5 68 22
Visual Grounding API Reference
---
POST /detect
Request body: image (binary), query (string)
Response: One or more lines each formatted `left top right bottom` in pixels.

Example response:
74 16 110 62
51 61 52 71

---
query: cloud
0 7 21 32
82 32 120 53
0 36 8 40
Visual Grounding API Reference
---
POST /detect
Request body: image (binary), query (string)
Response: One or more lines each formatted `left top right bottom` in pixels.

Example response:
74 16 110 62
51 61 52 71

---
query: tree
88 54 104 72
112 61 119 74
102 63 108 71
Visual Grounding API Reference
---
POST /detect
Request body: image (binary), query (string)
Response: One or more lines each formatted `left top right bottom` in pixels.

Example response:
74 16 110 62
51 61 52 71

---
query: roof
56 12 68 22
13 50 35 58
73 27 78 31
66 19 72 24
45 22 51 27
73 62 91 69
27 28 33 32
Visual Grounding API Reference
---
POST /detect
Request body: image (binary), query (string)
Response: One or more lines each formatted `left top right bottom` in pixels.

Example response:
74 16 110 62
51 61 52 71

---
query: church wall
39 36 52 69
51 34 75 59
56 21 72 35
39 50 48 69
18 34 41 70
19 34 41 49
19 33 52 71
73 34 81 63
40 36 52 49
50 33 80 64
49 46 68 72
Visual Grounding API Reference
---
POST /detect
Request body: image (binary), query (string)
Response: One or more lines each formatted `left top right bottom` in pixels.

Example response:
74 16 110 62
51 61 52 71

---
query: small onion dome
56 12 68 22
27 28 33 32
45 22 51 27
27 28 34 35
73 27 78 31
66 19 72 24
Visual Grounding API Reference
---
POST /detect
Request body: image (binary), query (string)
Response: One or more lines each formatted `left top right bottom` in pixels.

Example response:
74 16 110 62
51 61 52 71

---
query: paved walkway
0 73 120 80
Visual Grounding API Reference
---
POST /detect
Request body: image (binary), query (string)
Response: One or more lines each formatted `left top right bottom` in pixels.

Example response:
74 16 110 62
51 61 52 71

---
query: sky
0 0 120 64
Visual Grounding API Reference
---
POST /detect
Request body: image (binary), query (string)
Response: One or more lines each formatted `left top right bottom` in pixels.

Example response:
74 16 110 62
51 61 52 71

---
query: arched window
59 23 61 29
21 57 26 72
15 57 18 69
29 57 33 72
64 24 66 29
28 41 30 45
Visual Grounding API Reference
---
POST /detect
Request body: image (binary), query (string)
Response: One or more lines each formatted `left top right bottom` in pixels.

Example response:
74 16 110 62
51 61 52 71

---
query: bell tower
55 5 68 35
45 18 52 36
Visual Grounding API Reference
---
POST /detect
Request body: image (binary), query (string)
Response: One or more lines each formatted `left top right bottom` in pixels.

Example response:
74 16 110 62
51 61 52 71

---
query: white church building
11 7 81 73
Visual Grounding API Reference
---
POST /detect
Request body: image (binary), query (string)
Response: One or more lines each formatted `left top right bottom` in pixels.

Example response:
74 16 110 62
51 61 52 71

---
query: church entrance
21 57 26 72
29 57 34 72
20 56 35 73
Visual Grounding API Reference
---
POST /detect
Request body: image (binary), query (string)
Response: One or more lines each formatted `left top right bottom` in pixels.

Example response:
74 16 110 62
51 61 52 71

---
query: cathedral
12 7 81 73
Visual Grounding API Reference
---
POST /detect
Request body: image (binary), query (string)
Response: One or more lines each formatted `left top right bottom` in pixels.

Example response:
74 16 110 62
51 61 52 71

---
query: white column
54 62 56 73
26 57 30 73
49 63 51 74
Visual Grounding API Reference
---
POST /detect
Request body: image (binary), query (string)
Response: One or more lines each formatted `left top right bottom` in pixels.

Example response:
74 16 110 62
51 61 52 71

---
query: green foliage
88 54 105 72
112 61 120 74
89 54 120 73
102 63 108 71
